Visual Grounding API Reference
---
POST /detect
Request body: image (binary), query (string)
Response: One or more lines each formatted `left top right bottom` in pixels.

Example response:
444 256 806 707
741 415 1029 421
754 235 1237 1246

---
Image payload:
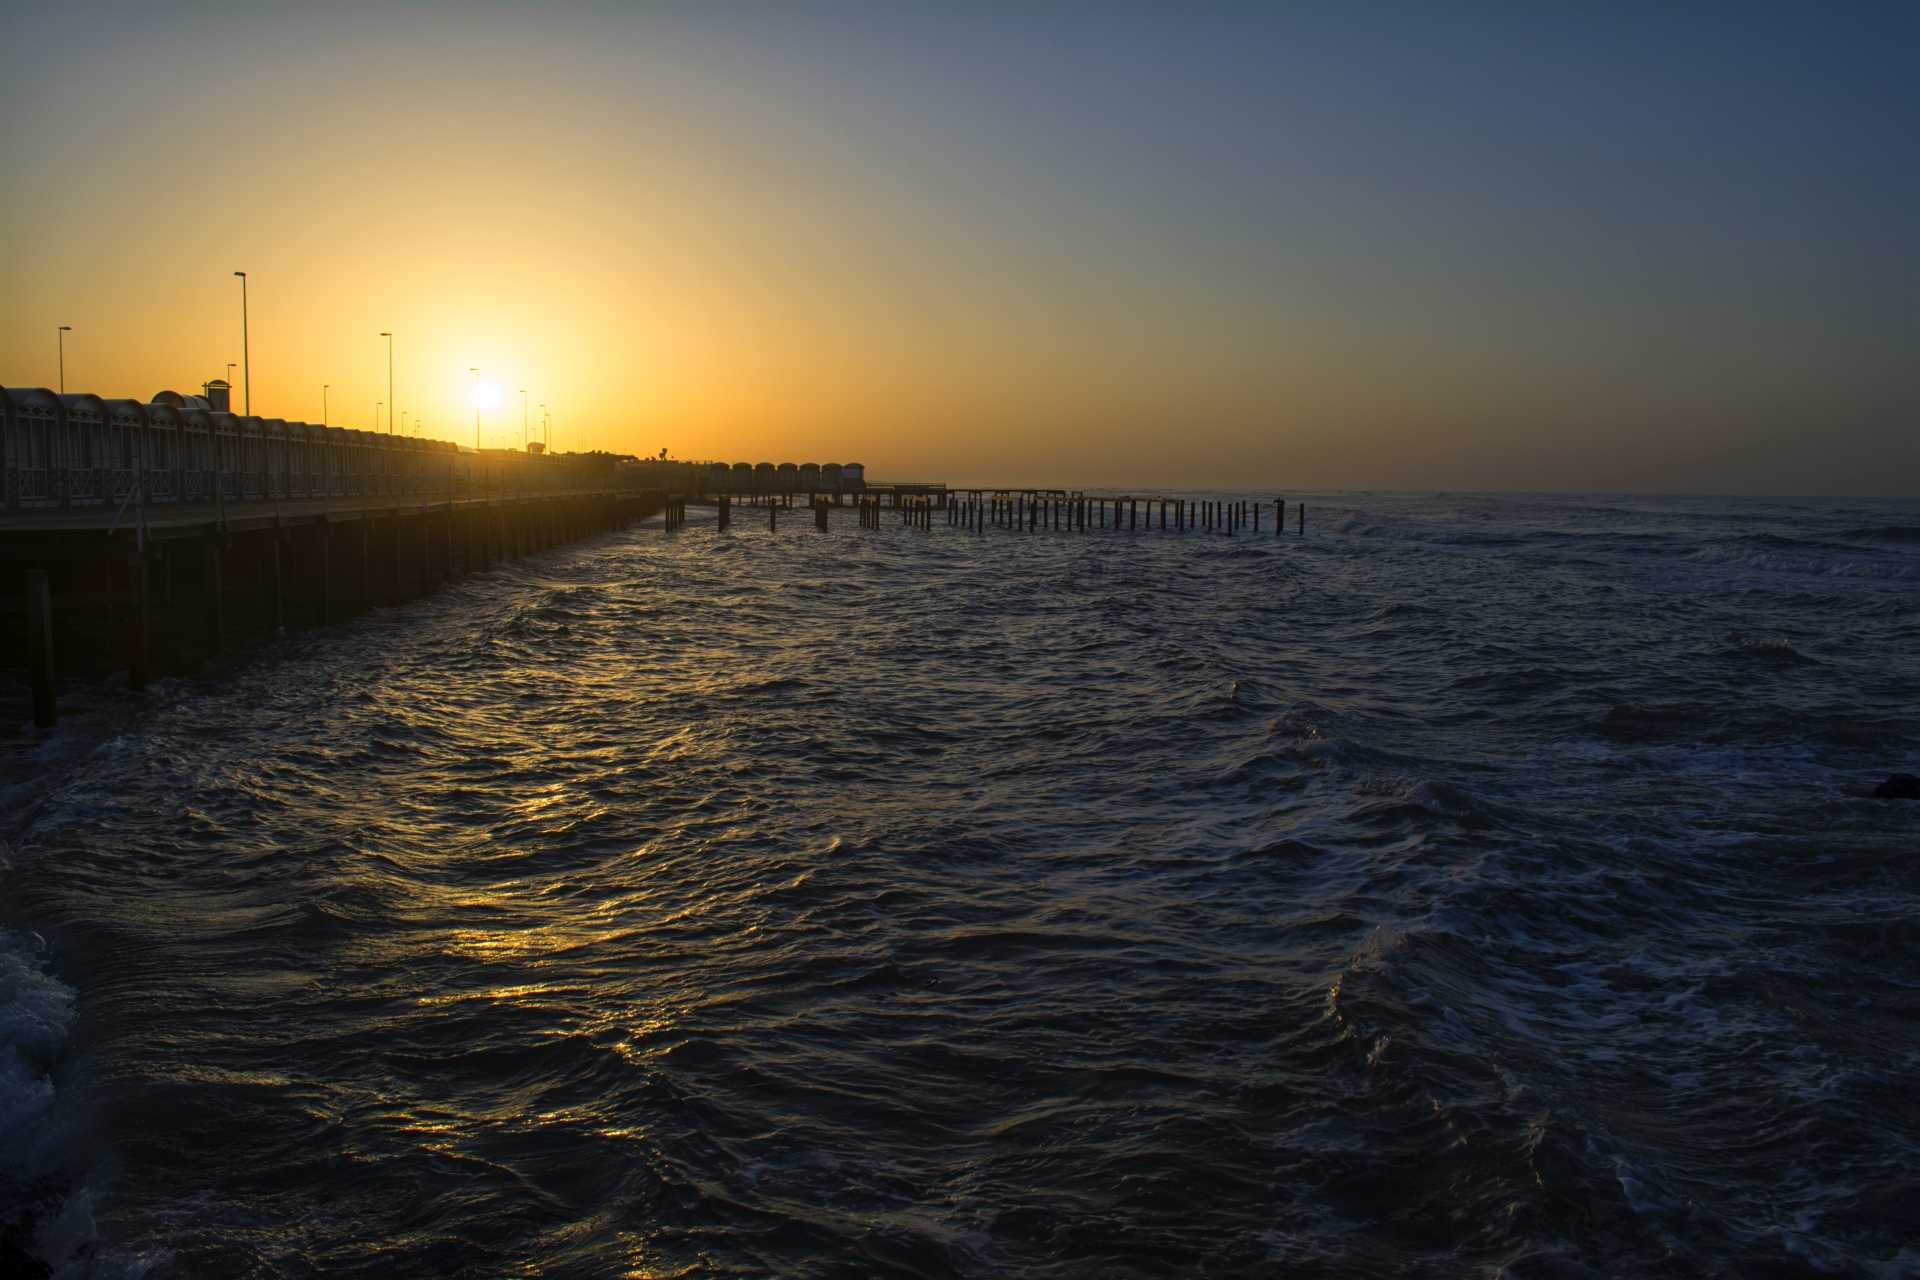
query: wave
1687 534 1916 581
0 929 113 1280
1840 525 1920 544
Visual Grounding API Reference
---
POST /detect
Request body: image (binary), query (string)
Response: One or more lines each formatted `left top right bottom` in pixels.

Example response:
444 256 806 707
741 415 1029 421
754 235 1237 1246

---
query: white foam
0 929 73 1164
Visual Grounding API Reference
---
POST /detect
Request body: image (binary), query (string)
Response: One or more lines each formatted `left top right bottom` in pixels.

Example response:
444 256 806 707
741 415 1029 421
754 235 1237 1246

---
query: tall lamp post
542 403 550 452
322 384 330 425
232 271 249 414
520 389 529 450
469 368 480 449
57 325 71 393
376 402 383 433
379 331 394 433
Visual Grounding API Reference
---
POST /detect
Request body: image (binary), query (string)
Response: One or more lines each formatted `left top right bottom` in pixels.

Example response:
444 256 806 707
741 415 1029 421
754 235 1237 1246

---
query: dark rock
1873 773 1920 799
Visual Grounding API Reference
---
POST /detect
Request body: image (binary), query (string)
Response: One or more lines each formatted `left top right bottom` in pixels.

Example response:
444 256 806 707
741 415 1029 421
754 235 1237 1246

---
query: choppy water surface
4 491 1918 1278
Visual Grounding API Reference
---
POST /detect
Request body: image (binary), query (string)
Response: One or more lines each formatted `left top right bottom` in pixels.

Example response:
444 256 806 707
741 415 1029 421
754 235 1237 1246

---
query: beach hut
56 394 106 506
178 404 213 501
821 463 843 492
140 400 182 503
3 388 62 510
242 418 272 499
208 412 241 500
320 427 348 496
841 462 866 492
268 421 296 499
100 399 145 503
777 462 799 493
798 462 820 493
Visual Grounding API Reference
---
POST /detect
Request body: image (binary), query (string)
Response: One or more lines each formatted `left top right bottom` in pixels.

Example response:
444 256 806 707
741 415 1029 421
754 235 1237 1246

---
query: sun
472 382 503 411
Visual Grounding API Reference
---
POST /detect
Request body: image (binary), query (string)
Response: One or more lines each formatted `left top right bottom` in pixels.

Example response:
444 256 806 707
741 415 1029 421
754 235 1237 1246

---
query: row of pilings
678 494 1306 537
9 490 662 729
952 495 1302 535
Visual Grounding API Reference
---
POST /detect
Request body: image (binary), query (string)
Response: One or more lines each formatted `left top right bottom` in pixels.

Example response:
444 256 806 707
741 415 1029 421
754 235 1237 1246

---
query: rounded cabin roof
58 392 106 419
4 389 59 435
100 397 147 423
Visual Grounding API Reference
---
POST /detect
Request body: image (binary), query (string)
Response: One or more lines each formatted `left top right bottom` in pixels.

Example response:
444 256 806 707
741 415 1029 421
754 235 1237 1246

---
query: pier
5 388 1302 729
1 387 667 727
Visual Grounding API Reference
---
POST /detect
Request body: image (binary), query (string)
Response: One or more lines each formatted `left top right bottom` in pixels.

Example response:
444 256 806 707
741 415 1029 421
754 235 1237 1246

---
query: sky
1 2 1914 494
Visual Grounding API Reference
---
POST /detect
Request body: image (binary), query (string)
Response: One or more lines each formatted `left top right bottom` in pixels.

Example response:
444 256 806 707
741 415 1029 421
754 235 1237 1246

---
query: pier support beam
314 524 332 625
269 530 286 632
203 532 226 656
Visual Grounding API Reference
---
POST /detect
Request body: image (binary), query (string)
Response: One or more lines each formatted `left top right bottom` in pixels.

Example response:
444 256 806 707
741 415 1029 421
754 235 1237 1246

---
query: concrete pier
3 490 661 726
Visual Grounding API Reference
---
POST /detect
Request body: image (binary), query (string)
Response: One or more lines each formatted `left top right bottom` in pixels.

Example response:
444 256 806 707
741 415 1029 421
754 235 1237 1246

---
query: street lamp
322 384 330 425
376 402 383 433
469 368 480 450
57 325 71 393
232 271 249 414
379 331 394 433
541 403 549 452
520 389 528 450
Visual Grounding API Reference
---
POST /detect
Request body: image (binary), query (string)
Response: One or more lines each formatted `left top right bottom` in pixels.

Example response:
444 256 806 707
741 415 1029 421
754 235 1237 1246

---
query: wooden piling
358 519 373 612
126 550 150 691
1299 502 1305 535
269 529 286 632
203 533 225 655
27 568 55 728
315 524 333 623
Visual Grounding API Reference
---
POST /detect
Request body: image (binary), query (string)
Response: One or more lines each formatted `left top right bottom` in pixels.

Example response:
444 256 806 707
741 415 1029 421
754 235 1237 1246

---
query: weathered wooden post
419 514 435 593
358 519 373 612
1299 502 1305 535
1129 499 1137 531
769 499 777 532
126 549 151 690
718 496 731 531
202 532 226 655
816 499 829 531
268 528 286 632
27 568 56 727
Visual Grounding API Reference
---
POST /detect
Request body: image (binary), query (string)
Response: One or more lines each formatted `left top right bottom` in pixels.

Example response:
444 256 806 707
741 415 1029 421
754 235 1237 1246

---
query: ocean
3 490 1917 1278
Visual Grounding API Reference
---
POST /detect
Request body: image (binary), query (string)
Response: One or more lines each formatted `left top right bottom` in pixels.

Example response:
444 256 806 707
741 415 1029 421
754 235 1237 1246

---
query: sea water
3 491 1916 1277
